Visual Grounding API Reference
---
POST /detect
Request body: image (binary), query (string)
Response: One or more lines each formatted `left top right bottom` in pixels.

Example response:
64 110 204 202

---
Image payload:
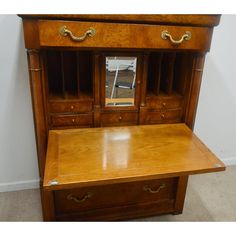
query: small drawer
54 178 177 214
38 20 212 51
101 112 138 126
50 114 93 128
49 101 93 114
146 96 183 110
146 109 182 124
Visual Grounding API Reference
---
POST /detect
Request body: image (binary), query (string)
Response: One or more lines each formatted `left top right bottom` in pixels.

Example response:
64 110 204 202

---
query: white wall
0 15 39 192
0 14 235 192
194 15 236 166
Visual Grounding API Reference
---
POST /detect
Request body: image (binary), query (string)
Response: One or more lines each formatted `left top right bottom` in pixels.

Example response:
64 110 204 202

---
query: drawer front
38 20 212 51
146 109 182 124
146 96 183 110
49 101 93 114
54 178 177 214
50 114 93 128
101 112 138 126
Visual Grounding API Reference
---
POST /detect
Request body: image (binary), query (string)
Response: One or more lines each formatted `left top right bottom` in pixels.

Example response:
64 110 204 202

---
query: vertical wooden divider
140 53 149 107
153 53 163 95
93 52 101 127
160 53 176 95
76 52 81 98
139 53 149 124
60 52 66 99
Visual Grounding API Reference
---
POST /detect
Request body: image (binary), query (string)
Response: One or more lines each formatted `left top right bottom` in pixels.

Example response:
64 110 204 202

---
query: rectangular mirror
105 56 137 107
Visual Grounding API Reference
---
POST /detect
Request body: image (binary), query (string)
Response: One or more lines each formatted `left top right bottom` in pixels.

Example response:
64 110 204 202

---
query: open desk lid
43 124 225 190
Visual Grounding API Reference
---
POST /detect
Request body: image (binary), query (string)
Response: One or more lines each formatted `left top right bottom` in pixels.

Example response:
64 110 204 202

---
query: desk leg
40 185 55 221
173 175 189 215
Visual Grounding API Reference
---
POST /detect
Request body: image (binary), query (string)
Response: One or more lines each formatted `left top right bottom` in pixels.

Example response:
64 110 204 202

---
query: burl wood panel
38 20 213 51
44 124 225 191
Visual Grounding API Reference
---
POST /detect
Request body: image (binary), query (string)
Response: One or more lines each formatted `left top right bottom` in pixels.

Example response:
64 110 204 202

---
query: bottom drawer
55 199 175 221
50 114 93 128
54 178 177 215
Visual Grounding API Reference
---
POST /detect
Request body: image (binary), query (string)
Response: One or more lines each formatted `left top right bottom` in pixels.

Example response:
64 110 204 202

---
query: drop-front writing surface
44 124 225 190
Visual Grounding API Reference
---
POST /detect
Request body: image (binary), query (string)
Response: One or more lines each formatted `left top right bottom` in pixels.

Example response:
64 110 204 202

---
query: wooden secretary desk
19 15 225 221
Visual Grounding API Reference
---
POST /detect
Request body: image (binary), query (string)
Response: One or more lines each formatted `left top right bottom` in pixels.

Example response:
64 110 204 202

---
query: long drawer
38 20 213 51
54 178 177 215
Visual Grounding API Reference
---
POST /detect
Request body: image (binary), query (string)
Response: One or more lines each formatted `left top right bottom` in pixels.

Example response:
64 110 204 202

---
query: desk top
19 15 220 27
44 124 225 190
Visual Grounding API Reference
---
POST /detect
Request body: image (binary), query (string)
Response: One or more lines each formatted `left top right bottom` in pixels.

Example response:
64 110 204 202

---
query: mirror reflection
105 57 137 106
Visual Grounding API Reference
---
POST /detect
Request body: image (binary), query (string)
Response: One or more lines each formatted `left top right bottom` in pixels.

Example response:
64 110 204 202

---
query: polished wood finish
185 54 206 129
100 111 138 127
50 113 93 128
44 124 225 190
146 94 183 110
54 178 176 214
56 199 175 221
174 176 189 214
38 20 213 51
49 101 93 113
19 14 223 221
145 109 183 124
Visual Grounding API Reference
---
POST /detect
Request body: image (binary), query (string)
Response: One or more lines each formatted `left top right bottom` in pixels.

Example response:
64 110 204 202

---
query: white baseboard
0 179 40 192
221 157 236 166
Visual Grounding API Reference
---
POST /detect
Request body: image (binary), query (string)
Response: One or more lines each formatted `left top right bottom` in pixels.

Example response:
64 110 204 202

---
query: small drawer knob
161 113 165 119
70 105 74 110
72 118 75 123
119 116 122 121
162 102 166 107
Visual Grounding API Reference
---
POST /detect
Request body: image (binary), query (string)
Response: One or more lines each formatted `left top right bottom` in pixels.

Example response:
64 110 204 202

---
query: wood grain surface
44 124 225 190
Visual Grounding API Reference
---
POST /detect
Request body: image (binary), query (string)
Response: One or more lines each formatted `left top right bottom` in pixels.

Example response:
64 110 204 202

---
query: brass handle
143 183 166 194
161 30 191 45
161 113 165 119
67 192 93 203
70 105 74 110
59 26 96 42
71 118 75 123
119 116 122 121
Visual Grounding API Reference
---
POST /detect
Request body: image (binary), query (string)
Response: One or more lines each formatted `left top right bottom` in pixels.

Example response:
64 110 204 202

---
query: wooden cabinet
19 14 225 221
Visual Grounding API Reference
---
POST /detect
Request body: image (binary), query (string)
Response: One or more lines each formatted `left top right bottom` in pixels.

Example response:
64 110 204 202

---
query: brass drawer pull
161 30 191 44
67 192 93 203
59 26 96 42
143 183 166 194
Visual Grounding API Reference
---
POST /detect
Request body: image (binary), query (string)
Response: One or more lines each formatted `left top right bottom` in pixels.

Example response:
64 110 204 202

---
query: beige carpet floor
0 165 235 221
